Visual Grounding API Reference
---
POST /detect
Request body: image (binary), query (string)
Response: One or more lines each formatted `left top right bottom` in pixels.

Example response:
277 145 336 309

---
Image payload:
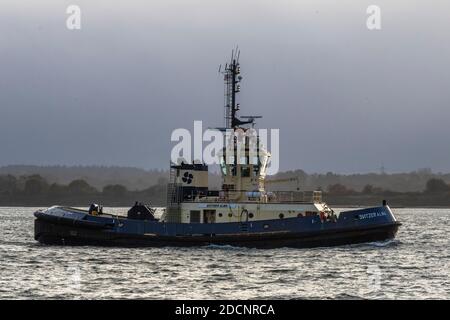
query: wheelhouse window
241 166 250 177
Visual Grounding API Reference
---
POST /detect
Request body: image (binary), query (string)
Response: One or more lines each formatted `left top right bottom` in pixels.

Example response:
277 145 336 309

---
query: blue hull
34 206 401 248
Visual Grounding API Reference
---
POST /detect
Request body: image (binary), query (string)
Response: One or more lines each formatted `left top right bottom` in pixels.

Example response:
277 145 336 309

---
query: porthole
297 213 303 218
228 213 233 218
279 213 284 219
249 213 254 219
218 213 223 217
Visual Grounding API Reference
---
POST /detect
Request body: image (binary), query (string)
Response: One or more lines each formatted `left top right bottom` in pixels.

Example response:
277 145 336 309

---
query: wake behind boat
34 51 401 248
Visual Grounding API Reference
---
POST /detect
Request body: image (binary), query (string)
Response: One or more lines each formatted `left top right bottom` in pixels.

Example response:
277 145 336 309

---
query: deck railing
180 190 322 204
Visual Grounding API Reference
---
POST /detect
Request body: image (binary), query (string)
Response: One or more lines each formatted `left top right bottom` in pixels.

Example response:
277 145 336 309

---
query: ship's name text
358 211 387 220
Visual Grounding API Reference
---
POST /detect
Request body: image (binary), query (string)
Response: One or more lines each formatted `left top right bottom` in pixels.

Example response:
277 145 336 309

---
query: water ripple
0 207 449 299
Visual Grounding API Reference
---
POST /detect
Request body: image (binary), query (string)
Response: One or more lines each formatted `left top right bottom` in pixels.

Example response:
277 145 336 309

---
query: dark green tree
68 179 97 194
362 184 374 194
0 175 18 195
23 175 49 195
425 178 450 194
103 184 128 197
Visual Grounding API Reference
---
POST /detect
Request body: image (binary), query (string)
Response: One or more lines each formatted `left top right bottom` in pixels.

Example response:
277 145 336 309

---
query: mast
222 49 254 129
217 50 268 195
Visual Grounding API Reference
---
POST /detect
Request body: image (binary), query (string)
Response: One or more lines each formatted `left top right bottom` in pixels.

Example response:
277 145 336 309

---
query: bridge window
241 166 250 177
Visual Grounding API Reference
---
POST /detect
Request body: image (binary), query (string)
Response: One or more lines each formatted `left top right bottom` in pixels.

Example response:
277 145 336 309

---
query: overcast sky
1 0 449 173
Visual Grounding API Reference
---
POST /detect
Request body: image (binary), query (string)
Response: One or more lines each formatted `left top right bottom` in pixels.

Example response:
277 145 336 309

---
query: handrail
180 190 322 204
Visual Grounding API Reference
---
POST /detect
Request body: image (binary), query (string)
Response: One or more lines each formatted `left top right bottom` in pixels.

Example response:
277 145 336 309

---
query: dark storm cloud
1 0 449 173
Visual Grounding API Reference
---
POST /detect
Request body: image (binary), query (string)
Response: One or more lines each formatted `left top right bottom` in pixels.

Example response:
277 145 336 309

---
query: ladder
240 222 248 232
165 165 182 222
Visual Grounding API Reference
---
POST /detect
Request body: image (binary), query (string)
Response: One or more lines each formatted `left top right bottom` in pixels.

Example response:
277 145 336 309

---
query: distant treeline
0 174 166 207
267 168 450 193
322 178 450 207
2 165 450 193
1 172 450 207
0 165 169 191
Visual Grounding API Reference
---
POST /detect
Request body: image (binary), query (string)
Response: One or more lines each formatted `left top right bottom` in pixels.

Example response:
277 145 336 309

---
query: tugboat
34 52 401 248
